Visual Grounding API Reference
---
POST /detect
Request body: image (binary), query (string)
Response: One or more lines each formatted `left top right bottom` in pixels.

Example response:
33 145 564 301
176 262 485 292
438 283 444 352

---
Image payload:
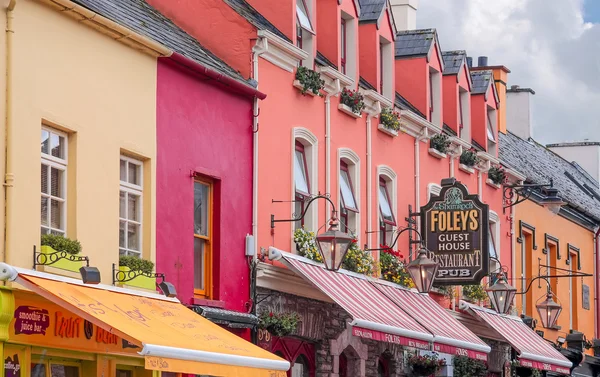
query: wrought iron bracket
271 194 336 228
503 179 553 210
112 263 166 285
364 225 425 255
33 245 89 269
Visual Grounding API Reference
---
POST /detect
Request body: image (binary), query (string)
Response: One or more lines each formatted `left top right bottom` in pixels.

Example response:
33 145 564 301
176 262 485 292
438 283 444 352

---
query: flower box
293 80 317 97
377 124 398 137
486 179 501 189
117 266 156 290
40 245 85 273
338 104 362 118
428 148 447 159
459 164 475 174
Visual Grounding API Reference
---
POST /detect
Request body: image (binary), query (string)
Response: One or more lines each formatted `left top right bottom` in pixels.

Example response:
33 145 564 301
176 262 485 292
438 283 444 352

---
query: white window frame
489 210 500 271
429 67 442 127
296 0 315 67
487 106 498 155
378 166 397 250
338 148 360 240
340 11 357 82
459 88 471 142
379 37 393 100
119 155 143 257
41 127 68 236
292 128 319 235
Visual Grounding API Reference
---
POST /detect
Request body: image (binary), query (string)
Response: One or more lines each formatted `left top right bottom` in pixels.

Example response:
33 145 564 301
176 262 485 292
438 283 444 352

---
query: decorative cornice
448 136 470 158
544 233 560 258
318 66 354 96
398 110 441 140
502 163 527 183
359 89 392 117
566 244 581 270
476 151 499 172
517 221 538 250
255 30 308 72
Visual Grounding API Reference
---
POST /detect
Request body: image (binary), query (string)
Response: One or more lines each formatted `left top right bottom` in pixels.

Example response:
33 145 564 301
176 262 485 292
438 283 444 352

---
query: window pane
128 163 139 185
41 130 50 155
32 363 47 377
296 0 313 32
194 237 205 290
194 182 209 236
50 167 63 198
120 159 127 182
119 221 126 248
127 223 139 251
489 223 497 259
339 170 357 210
119 191 126 218
50 364 79 377
487 115 496 141
50 199 62 229
294 150 310 195
116 370 133 377
41 164 49 194
294 199 303 230
127 194 139 221
41 197 49 226
379 185 394 223
50 133 65 159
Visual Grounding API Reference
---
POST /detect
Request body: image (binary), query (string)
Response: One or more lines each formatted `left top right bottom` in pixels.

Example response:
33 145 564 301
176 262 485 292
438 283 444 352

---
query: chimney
477 56 488 67
466 57 473 68
390 0 418 31
506 85 535 140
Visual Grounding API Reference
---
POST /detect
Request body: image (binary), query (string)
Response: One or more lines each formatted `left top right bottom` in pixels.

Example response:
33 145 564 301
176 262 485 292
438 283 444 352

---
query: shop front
0 264 289 377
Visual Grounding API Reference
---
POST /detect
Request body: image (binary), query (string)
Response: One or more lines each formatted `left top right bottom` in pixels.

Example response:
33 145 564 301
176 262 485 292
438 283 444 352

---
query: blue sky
584 0 600 22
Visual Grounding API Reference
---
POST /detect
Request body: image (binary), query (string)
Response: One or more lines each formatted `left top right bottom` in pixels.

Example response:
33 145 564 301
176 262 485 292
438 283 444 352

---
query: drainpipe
325 95 331 222
366 116 373 248
414 129 429 234
595 227 600 338
3 0 17 264
251 42 266 260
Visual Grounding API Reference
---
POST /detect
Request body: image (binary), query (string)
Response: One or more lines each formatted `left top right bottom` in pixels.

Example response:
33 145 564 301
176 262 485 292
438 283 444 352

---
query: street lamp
536 291 562 329
315 214 353 271
539 187 567 215
406 246 439 293
503 179 566 214
486 273 517 314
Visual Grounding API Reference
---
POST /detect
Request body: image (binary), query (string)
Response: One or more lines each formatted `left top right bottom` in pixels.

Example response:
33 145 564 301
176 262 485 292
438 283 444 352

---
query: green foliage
462 284 488 303
119 255 154 274
453 356 487 377
430 134 451 154
379 107 402 131
295 66 325 96
258 311 300 337
342 236 375 275
340 88 365 114
488 165 507 185
407 353 446 377
40 234 82 255
460 148 479 167
379 246 413 288
438 285 455 300
294 227 323 262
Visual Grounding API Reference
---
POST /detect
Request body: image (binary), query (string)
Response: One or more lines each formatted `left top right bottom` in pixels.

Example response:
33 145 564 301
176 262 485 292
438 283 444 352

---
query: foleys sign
421 178 489 285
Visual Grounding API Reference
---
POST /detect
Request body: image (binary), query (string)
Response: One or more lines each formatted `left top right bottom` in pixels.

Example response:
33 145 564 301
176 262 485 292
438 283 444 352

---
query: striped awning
281 253 433 350
373 281 490 360
465 303 572 374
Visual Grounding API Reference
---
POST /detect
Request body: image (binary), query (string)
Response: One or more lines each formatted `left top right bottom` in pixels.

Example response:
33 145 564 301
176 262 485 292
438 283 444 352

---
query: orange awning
1 265 289 377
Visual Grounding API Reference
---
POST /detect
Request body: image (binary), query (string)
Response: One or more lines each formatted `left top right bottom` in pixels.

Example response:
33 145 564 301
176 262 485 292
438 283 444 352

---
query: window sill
486 179 501 189
458 164 475 174
192 297 226 308
428 148 447 159
293 80 318 97
338 104 362 119
377 124 398 137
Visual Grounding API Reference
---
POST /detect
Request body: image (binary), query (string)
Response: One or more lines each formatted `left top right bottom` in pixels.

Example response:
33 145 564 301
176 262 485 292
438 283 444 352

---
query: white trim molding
255 30 308 72
378 165 398 249
293 127 319 234
338 148 361 240
318 66 354 96
427 183 442 200
399 109 441 140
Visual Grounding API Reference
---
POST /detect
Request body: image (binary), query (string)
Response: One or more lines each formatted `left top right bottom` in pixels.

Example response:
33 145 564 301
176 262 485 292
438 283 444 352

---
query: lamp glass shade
406 248 438 293
486 274 517 314
316 221 353 271
536 293 562 328
540 188 566 215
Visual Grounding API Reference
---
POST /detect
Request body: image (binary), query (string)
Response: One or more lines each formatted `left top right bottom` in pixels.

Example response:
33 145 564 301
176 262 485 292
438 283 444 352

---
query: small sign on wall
583 284 590 310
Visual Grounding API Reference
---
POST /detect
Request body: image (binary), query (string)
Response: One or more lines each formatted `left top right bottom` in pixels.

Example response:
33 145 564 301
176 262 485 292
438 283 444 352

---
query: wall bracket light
503 179 566 213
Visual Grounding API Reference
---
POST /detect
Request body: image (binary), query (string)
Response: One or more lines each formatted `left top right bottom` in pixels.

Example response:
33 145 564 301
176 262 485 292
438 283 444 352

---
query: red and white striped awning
281 253 432 350
465 303 572 374
373 281 490 361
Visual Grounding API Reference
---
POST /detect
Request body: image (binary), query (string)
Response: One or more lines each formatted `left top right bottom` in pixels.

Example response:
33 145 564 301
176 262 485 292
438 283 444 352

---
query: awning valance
1 264 289 377
462 302 572 374
275 250 490 360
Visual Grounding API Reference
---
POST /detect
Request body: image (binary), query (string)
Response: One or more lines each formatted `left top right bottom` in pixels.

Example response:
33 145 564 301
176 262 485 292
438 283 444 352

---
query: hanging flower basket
258 311 300 337
453 355 487 377
462 284 488 304
342 236 375 275
407 354 446 377
293 227 323 262
379 246 414 288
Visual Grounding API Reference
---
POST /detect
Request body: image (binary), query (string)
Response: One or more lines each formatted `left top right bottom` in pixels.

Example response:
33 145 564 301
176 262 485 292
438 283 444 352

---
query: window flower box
377 123 398 137
428 148 447 159
338 104 362 118
117 265 156 290
293 80 317 97
39 245 86 273
486 179 501 189
294 66 324 96
459 164 475 174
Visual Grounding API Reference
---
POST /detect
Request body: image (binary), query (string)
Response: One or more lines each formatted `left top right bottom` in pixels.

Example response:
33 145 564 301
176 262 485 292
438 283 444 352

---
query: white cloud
417 0 600 144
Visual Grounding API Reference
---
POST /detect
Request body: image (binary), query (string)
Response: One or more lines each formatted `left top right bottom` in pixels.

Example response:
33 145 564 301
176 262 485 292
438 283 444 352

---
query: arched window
378 166 397 248
293 128 318 233
338 149 360 238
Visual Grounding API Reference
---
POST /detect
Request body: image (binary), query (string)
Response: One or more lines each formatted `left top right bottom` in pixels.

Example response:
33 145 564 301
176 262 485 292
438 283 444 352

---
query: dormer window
487 112 495 142
458 92 464 134
380 43 384 93
296 0 314 66
429 72 434 120
340 18 347 74
296 0 313 33
487 107 497 154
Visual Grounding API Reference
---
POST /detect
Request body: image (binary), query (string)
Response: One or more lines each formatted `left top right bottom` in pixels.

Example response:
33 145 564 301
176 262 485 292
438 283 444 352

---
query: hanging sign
421 178 489 285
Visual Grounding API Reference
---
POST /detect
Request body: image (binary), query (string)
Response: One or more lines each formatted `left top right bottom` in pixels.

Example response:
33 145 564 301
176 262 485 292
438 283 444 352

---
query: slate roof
316 51 337 69
395 29 437 58
359 77 376 91
499 131 600 221
223 0 290 42
442 50 466 75
358 0 386 22
395 92 426 118
470 70 493 94
70 0 250 87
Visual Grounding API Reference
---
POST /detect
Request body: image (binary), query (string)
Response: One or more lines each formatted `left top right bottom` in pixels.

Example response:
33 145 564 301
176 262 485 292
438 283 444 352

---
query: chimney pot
478 56 488 67
466 57 473 68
